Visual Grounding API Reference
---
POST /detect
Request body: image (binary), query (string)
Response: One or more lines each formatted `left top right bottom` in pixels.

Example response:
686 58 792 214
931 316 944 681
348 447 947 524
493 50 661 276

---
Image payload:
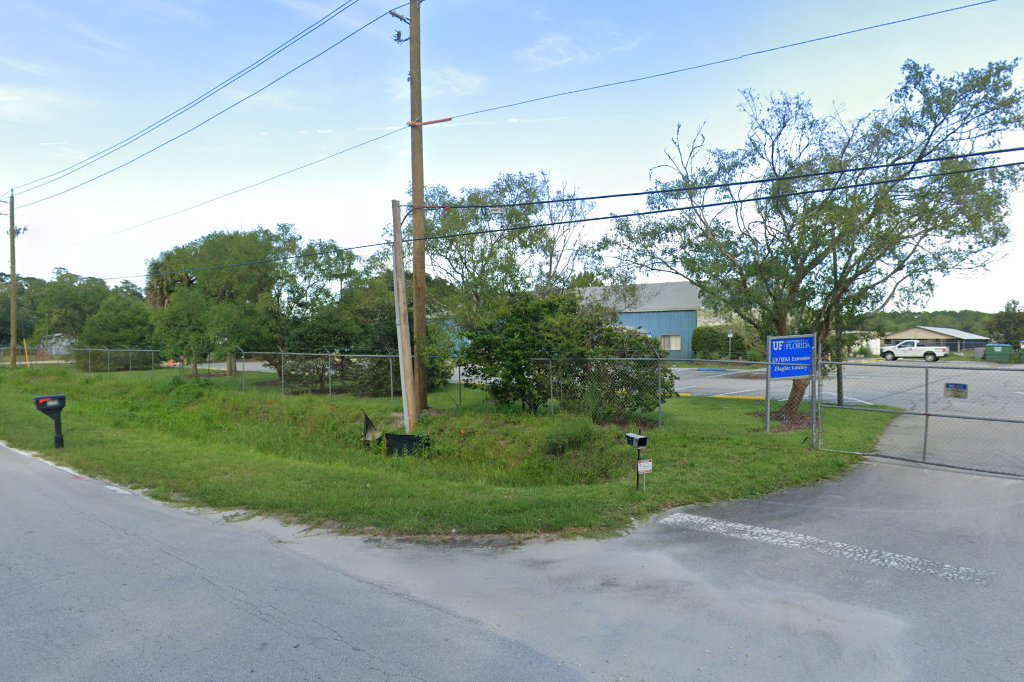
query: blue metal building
583 282 702 359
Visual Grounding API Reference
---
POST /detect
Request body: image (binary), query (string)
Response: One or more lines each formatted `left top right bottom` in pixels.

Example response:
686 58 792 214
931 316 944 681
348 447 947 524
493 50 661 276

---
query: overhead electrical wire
41 0 998 234
449 0 999 122
412 145 1024 212
75 127 407 245
20 3 407 210
15 0 366 195
106 158 1024 283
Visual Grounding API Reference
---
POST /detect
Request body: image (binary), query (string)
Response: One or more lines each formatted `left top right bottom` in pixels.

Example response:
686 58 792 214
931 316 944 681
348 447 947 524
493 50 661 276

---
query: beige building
883 326 989 352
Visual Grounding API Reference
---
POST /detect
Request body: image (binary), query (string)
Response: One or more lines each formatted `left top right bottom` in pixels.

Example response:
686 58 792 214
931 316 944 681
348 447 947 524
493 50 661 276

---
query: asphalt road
4 443 1023 681
0 446 580 682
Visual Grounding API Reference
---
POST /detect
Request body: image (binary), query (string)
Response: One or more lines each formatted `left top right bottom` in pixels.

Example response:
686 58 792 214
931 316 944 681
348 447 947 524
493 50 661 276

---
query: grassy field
0 365 895 536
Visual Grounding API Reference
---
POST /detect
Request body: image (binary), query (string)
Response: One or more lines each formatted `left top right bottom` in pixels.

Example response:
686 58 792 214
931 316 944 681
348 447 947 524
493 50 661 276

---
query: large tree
616 59 1024 419
988 299 1024 345
28 268 110 342
147 224 361 374
149 229 281 374
416 171 608 330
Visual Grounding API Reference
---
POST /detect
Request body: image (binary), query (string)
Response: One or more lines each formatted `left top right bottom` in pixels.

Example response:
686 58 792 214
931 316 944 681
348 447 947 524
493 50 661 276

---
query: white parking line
712 388 758 397
819 391 875 405
659 512 995 585
676 385 697 390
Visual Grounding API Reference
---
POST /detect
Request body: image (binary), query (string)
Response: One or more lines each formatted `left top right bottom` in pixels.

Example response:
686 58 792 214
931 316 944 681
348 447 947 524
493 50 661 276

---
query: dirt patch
754 410 812 432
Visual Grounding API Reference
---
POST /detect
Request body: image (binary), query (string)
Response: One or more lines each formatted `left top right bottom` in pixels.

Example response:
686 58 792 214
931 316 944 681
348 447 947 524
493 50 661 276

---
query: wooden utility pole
8 191 16 369
408 0 428 411
392 200 417 432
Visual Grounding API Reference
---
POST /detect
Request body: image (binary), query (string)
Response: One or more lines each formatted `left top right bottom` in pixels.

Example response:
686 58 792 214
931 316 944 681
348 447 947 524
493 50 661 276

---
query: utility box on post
34 395 66 448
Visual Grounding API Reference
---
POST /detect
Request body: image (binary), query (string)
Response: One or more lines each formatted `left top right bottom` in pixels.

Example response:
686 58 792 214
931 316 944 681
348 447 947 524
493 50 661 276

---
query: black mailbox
625 432 647 449
34 395 66 448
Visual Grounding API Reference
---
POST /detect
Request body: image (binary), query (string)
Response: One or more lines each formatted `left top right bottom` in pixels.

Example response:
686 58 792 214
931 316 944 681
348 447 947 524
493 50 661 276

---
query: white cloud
424 66 486 98
0 56 52 78
0 86 77 123
389 66 487 101
69 22 134 54
516 22 640 71
516 33 589 70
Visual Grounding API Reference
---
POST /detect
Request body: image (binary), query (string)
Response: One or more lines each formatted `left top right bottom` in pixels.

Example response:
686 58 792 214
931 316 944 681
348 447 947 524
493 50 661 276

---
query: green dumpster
984 343 1012 363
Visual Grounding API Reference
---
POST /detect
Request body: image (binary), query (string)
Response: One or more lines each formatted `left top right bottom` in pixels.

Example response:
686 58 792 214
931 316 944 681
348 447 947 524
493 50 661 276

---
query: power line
108 237 390 283
451 0 999 121
15 0 365 194
106 158 1024 283
20 3 407 210
49 0 997 237
78 127 406 246
405 159 1024 242
411 146 1024 212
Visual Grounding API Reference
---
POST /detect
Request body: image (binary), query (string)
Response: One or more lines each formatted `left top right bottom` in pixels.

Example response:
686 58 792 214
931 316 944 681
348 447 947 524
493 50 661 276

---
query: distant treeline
861 310 992 336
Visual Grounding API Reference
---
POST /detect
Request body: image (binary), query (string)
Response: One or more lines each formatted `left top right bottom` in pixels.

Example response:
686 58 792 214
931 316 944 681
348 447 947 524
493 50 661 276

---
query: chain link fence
2 345 165 373
238 351 401 400
5 345 672 426
816 361 1024 476
496 357 672 425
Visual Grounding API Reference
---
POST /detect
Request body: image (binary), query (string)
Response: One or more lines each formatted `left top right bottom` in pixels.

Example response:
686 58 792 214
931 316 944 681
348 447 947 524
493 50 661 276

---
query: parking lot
672 360 1024 476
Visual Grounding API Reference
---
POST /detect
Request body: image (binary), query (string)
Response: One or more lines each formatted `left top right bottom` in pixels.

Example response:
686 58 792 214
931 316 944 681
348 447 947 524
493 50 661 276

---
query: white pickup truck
880 340 948 362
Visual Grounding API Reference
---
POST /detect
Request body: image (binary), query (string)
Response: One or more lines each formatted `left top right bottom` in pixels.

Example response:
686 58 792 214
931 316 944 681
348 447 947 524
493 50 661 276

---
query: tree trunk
777 378 809 421
227 352 237 376
190 352 199 378
836 362 844 406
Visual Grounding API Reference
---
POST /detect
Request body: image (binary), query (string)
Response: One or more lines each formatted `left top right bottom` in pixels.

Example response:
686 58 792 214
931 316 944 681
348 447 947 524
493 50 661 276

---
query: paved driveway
5 442 1020 681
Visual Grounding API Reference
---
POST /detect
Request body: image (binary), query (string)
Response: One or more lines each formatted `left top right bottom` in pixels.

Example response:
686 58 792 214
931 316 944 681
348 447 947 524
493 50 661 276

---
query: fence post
280 349 285 395
106 347 111 373
389 356 395 400
811 361 819 449
328 351 334 400
87 349 92 373
923 366 930 463
128 349 132 373
457 363 462 407
657 355 663 428
549 358 554 417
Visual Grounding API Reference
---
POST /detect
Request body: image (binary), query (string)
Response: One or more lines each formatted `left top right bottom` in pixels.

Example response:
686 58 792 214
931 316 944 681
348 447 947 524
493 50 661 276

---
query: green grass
0 365 895 536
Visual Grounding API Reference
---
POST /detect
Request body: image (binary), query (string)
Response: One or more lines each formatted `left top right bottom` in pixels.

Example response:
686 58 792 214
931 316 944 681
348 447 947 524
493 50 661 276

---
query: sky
2 0 1023 312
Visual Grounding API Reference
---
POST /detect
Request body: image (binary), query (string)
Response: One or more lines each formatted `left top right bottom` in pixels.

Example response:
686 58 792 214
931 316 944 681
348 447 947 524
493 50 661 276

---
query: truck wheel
924 352 937 362
883 352 896 361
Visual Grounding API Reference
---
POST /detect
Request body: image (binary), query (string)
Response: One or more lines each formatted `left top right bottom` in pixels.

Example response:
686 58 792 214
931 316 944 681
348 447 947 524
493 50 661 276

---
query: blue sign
767 334 815 380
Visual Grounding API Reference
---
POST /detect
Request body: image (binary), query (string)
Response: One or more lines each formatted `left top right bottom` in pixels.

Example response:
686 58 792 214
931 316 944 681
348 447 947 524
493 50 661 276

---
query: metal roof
887 326 989 341
581 281 702 313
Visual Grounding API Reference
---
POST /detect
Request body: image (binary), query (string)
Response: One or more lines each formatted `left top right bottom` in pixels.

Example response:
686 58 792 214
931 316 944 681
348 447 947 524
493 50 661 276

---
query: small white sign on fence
638 459 653 475
944 383 968 399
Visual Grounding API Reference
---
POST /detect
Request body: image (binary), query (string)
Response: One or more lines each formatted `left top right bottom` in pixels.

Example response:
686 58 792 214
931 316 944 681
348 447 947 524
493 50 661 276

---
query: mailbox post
33 395 66 448
625 432 648 490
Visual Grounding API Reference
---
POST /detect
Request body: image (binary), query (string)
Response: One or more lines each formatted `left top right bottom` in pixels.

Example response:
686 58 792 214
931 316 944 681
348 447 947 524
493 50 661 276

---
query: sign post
765 334 815 432
637 458 652 491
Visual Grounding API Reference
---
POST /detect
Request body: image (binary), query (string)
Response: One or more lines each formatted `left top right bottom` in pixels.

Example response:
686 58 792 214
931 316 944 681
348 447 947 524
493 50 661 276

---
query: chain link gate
814 361 1024 477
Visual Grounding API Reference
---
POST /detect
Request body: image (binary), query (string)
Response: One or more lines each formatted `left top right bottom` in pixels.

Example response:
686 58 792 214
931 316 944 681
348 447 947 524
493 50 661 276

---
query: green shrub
542 418 597 457
692 325 749 359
